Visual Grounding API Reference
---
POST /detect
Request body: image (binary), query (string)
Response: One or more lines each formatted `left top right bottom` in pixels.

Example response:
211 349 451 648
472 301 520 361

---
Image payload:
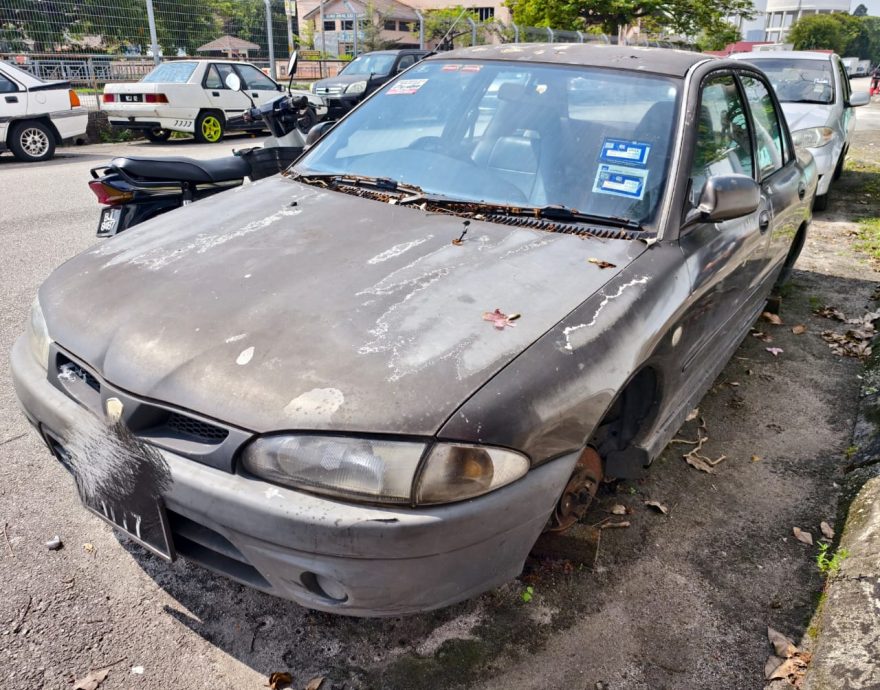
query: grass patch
855 217 880 262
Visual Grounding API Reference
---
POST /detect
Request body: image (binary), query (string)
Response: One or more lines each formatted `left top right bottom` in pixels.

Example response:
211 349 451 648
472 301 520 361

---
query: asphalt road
1 105 880 690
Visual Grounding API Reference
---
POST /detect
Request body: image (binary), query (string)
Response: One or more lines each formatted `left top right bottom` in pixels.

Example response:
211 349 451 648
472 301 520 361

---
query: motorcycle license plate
97 207 122 237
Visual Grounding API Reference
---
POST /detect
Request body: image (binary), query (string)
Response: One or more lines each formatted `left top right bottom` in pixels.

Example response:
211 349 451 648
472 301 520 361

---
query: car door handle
212 91 220 97
251 92 259 98
758 210 771 233
798 184 806 200
4 95 18 103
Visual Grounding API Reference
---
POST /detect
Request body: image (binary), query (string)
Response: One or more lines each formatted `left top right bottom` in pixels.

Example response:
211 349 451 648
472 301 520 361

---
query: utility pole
145 0 160 65
264 0 276 77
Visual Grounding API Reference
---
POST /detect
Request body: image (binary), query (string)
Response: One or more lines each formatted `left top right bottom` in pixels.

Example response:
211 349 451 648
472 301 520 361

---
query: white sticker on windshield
592 164 648 200
387 79 428 95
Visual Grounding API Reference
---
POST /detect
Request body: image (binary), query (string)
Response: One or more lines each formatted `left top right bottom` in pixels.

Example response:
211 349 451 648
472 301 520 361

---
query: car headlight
26 297 51 371
240 436 529 505
792 127 834 149
309 82 316 93
345 80 367 94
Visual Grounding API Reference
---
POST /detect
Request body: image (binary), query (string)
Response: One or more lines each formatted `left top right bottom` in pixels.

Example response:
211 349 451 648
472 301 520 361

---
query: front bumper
10 335 576 616
807 142 840 196
324 94 362 119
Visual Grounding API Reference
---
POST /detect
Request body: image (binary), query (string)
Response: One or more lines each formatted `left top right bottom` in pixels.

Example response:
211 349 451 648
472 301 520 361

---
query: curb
802 343 880 689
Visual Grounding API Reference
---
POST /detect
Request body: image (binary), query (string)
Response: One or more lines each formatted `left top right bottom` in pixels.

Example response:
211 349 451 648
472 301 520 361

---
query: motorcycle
89 53 317 237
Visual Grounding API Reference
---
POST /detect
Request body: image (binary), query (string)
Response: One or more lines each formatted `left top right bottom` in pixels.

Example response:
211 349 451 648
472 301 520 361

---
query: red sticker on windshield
387 78 428 95
460 64 482 72
442 64 461 71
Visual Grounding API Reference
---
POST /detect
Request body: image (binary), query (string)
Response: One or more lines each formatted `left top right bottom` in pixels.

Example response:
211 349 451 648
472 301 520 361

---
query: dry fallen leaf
767 626 798 658
792 527 813 546
267 671 293 690
73 668 110 690
644 500 668 515
791 324 807 335
820 521 835 540
766 347 784 357
751 330 773 343
751 454 762 462
305 677 326 690
451 238 464 246
814 306 847 322
685 408 700 422
610 504 628 515
764 655 785 679
587 257 616 269
482 309 520 330
600 521 631 530
83 543 95 554
761 311 784 325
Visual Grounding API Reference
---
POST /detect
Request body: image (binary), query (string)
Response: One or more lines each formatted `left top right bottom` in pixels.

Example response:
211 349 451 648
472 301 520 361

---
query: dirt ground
2 133 879 690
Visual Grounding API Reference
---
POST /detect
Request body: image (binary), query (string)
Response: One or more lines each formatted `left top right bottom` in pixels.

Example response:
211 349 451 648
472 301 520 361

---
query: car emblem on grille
105 397 124 422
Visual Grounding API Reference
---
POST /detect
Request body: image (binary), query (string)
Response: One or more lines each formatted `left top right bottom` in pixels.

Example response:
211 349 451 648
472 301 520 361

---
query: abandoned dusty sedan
12 44 816 616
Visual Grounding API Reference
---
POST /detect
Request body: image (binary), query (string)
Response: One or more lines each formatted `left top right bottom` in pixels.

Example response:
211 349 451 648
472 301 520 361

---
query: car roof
729 50 834 62
427 43 710 77
359 49 426 55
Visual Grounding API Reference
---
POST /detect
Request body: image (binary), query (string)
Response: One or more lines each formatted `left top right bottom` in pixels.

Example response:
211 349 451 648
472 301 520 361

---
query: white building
763 0 852 41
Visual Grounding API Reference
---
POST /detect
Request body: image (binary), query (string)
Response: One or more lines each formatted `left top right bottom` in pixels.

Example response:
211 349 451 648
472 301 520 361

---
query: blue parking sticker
599 138 651 167
592 163 647 200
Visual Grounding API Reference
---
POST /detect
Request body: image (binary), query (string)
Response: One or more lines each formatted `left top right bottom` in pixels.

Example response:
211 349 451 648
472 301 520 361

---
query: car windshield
295 60 681 228
142 61 198 84
340 53 396 77
749 58 835 104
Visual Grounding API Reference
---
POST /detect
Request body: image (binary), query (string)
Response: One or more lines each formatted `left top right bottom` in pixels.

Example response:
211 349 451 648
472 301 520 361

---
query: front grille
58 357 100 392
316 85 343 95
166 412 229 443
167 510 270 590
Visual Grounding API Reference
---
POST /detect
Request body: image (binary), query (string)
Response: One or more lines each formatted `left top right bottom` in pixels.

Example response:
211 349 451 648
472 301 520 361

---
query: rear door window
739 74 786 178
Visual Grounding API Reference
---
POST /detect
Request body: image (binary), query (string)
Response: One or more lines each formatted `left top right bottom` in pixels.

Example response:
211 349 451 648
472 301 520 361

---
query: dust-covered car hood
39 176 645 435
780 102 835 132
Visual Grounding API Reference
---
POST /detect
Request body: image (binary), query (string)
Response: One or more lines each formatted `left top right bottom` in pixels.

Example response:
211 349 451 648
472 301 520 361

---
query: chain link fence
1 0 693 109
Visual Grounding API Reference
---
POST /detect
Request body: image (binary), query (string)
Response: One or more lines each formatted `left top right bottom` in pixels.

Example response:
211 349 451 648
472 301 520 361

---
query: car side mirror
225 73 242 92
305 120 334 147
848 91 870 107
694 174 760 223
287 52 298 77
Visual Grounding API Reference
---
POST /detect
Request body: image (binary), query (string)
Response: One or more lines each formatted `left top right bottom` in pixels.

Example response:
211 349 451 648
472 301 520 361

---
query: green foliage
696 20 742 51
789 13 880 63
505 0 754 38
853 3 868 16
359 2 397 52
520 585 534 603
856 217 880 262
816 542 848 576
422 6 482 48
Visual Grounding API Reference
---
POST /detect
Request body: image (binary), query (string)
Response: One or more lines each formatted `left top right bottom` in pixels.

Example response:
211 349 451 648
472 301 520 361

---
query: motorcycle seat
110 155 251 184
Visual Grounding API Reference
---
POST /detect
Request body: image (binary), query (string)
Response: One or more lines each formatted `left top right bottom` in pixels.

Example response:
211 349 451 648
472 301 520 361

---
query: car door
0 69 27 143
203 63 249 120
737 70 804 277
833 55 856 147
676 71 772 387
233 63 280 108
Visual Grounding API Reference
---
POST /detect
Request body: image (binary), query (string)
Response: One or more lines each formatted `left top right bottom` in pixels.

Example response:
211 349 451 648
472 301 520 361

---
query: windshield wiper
291 172 425 197
510 205 643 230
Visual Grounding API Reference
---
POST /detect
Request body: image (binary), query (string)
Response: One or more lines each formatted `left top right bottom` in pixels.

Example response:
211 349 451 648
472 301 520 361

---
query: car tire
9 120 56 162
145 127 172 143
832 150 846 182
195 111 225 144
813 192 829 212
775 224 807 287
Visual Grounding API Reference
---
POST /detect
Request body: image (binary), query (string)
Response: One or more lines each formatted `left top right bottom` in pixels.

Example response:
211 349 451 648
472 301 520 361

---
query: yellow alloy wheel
197 113 224 143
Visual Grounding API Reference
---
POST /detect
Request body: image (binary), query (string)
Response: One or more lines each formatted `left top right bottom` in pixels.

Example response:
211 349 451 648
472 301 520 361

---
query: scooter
89 53 315 237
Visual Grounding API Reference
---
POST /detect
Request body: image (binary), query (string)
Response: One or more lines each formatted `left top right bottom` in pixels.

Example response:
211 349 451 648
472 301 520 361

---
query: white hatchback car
103 59 326 143
0 61 88 162
731 50 870 210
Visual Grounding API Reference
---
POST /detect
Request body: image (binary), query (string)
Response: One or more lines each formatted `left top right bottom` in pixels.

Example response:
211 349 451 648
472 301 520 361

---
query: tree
359 2 398 52
422 6 482 48
505 0 754 39
696 20 741 51
853 3 868 16
788 14 847 54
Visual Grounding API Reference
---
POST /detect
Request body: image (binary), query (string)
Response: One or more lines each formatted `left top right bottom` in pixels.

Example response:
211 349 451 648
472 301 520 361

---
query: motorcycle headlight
26 297 51 371
240 436 530 505
792 126 834 149
345 80 367 94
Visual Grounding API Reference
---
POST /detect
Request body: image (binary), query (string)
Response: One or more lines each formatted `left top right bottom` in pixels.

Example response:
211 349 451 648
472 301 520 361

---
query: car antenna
436 7 469 51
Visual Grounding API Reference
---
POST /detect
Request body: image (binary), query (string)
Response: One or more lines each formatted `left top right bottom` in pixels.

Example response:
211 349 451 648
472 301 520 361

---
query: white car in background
0 61 88 162
731 50 870 210
103 59 326 143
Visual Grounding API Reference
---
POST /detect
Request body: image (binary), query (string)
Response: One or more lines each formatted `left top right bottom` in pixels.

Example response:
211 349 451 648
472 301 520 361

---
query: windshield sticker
599 138 651 167
442 64 462 72
387 79 428 95
461 64 483 73
593 164 648 200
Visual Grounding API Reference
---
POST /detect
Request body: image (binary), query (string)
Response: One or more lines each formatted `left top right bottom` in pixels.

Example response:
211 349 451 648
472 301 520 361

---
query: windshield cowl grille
480 213 643 240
